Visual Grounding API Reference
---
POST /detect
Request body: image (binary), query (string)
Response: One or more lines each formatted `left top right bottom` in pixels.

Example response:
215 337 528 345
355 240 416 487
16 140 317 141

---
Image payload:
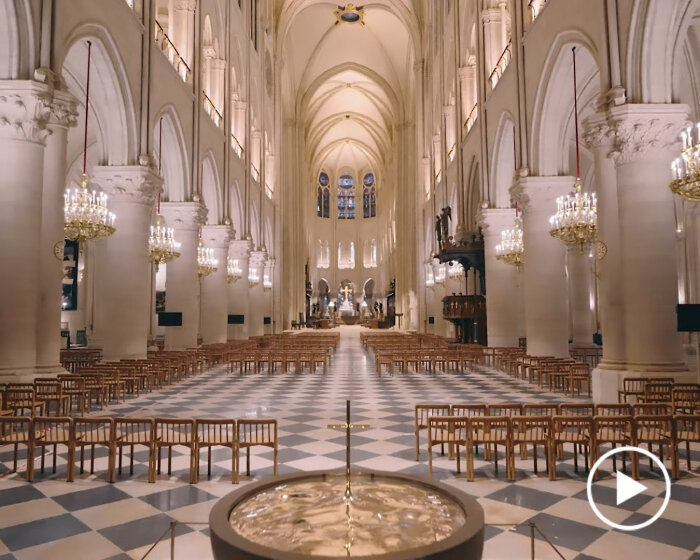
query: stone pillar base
593 362 692 403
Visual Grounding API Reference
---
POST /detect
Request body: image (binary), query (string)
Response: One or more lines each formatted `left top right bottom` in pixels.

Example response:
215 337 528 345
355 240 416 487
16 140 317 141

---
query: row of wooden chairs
415 403 700 482
60 348 103 373
617 378 699 406
228 348 332 375
0 416 277 485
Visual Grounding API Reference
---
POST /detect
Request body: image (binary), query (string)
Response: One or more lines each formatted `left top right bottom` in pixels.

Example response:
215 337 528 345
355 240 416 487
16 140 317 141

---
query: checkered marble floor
1 325 699 559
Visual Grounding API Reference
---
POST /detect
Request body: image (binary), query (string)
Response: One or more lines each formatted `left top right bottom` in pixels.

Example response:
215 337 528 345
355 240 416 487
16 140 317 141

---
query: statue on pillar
441 206 451 245
435 215 442 251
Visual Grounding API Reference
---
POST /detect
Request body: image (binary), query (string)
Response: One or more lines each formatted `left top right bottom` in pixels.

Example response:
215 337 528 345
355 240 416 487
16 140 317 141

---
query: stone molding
229 239 253 260
46 89 79 129
582 114 615 150
249 250 268 269
201 224 233 249
476 207 517 234
0 80 52 144
510 176 574 213
91 165 163 207
160 201 207 231
173 0 196 11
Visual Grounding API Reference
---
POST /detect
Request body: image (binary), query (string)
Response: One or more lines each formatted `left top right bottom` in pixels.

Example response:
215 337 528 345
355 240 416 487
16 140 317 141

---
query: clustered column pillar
512 176 571 358
478 208 520 347
91 165 161 360
36 87 78 374
567 246 594 347
248 250 267 337
227 240 252 339
200 224 232 343
161 201 206 350
0 81 51 382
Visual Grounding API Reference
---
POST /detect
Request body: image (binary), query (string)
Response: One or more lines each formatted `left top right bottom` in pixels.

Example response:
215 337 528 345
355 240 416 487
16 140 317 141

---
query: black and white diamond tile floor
0 326 699 559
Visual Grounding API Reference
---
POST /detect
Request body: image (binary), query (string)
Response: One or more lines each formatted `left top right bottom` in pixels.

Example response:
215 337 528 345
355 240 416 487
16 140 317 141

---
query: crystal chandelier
197 239 218 278
548 47 597 253
425 262 435 287
495 215 524 269
149 118 180 270
64 41 116 247
149 215 180 271
227 257 242 283
447 262 465 279
670 123 700 201
434 263 447 285
248 268 260 288
263 271 273 292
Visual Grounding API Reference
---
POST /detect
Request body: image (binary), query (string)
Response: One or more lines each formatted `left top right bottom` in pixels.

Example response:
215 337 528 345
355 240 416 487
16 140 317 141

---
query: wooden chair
523 404 560 417
592 415 635 478
565 363 591 397
427 416 468 477
235 419 278 483
595 403 632 416
195 419 236 483
32 416 75 482
550 415 593 479
629 414 674 479
487 403 523 417
312 351 328 374
73 417 116 482
618 377 647 404
632 403 671 416
34 379 70 416
465 416 513 481
154 418 197 484
558 403 594 416
114 418 155 483
0 416 34 480
414 404 451 460
672 415 700 477
642 381 673 404
58 375 89 415
450 404 487 417
510 415 553 476
672 386 700 414
4 387 45 417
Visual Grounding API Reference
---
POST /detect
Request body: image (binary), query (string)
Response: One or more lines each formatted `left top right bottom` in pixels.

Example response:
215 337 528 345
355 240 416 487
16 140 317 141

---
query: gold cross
327 400 370 500
340 285 352 300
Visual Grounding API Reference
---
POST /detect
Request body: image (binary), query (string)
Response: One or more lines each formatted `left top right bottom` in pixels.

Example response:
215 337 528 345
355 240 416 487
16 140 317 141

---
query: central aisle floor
0 326 698 559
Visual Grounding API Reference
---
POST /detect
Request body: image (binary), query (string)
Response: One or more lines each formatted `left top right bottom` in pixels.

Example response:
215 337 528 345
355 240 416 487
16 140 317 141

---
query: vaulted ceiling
277 0 419 175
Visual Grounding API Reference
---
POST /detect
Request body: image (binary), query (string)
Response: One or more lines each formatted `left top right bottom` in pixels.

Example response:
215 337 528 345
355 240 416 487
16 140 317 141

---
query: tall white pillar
251 129 262 177
248 250 267 336
478 208 520 347
512 176 571 358
583 116 626 398
443 105 456 157
200 224 232 344
233 100 247 149
209 58 226 112
36 87 78 374
482 8 503 76
567 247 594 346
172 0 196 70
161 202 206 350
227 239 252 339
0 81 51 382
264 257 275 334
91 166 161 360
458 61 477 122
599 104 689 398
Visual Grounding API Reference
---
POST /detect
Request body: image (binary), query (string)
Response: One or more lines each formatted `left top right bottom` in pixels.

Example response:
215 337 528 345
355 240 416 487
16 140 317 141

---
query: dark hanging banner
61 240 79 311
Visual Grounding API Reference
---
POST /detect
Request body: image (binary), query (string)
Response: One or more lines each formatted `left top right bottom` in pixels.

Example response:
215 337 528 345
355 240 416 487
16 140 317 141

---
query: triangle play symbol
616 470 648 506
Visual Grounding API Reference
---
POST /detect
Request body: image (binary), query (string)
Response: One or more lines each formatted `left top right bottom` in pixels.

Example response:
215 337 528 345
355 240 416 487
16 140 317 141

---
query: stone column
250 129 262 178
200 224 232 344
172 0 196 70
443 105 456 158
227 239 252 339
209 58 226 112
478 208 520 347
482 7 503 76
600 104 689 397
458 64 476 121
0 81 51 382
511 176 571 358
248 250 267 336
567 246 594 346
583 116 626 399
232 100 247 150
36 87 78 374
264 257 275 334
161 202 206 350
91 166 161 360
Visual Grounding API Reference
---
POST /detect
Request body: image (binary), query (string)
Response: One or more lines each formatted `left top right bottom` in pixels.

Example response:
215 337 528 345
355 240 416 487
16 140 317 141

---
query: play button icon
587 445 671 531
616 470 648 506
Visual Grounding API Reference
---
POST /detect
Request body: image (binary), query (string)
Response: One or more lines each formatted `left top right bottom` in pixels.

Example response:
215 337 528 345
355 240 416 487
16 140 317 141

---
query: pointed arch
0 0 35 79
201 152 222 225
490 112 516 208
153 105 190 202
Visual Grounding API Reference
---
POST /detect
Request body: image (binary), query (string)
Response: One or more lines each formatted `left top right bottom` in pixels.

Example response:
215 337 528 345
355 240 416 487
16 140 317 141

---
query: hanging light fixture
197 236 218 278
64 40 116 247
248 267 260 288
670 123 700 201
149 118 180 271
495 207 524 269
549 47 597 253
227 257 242 283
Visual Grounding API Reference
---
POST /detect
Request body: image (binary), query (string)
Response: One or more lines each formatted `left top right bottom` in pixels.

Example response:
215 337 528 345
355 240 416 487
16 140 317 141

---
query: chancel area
1 0 700 558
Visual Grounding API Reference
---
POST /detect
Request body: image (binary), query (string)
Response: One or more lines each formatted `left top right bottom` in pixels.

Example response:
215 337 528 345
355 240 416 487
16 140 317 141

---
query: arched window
318 171 330 218
363 172 376 218
338 174 355 219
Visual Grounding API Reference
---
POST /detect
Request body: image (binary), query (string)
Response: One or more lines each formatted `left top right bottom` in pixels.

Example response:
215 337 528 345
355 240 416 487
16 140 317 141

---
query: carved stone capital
582 113 615 150
476 207 517 235
229 239 253 260
173 0 196 11
249 250 268 269
607 104 689 165
0 81 52 145
161 201 207 232
46 89 79 129
91 165 163 207
201 224 233 249
510 176 574 214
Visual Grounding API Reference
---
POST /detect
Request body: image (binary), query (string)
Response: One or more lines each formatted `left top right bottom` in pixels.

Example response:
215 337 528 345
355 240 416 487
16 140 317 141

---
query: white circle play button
587 445 671 531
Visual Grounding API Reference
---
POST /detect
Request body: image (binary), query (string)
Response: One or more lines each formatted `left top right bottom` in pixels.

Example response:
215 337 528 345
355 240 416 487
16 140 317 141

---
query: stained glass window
338 174 355 219
318 172 330 218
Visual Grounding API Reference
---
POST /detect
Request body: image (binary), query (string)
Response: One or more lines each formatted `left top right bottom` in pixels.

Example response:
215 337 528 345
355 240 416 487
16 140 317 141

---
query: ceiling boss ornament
334 4 365 25
670 122 700 201
549 47 597 253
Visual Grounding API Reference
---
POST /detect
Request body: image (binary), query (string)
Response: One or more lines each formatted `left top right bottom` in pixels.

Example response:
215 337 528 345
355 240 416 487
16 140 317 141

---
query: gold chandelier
495 216 524 269
64 41 116 247
149 214 180 271
670 123 700 201
548 47 597 253
197 239 218 278
248 268 260 288
227 257 242 283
